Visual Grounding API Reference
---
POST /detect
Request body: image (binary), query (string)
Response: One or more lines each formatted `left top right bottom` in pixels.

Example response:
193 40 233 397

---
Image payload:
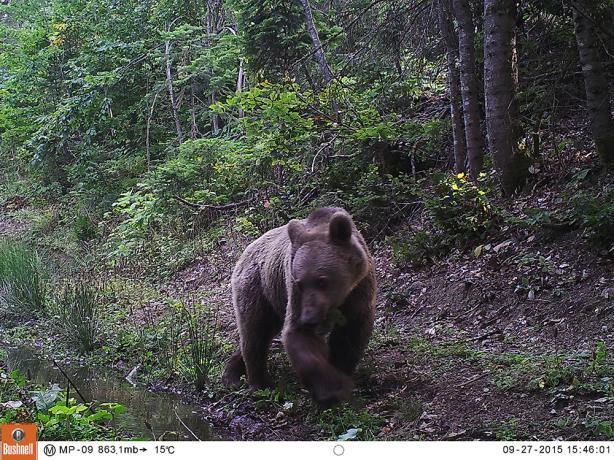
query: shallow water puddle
3 346 212 441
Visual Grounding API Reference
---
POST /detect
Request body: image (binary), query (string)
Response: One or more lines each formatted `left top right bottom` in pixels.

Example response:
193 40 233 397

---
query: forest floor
1 156 613 441
162 172 614 441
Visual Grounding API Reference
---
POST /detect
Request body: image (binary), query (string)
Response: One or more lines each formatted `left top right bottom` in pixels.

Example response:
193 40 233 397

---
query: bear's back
232 224 291 317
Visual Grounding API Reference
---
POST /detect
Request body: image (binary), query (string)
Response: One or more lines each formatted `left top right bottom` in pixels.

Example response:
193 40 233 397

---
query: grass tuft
53 279 101 352
0 240 47 314
176 300 223 391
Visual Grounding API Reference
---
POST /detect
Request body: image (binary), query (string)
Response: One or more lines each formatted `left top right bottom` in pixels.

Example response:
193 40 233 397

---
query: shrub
105 139 253 261
73 213 97 241
0 241 47 314
424 172 497 244
32 209 60 236
314 166 420 237
312 405 384 441
583 418 614 440
494 418 520 441
390 229 449 266
570 189 614 253
390 173 498 266
105 188 163 260
150 138 249 205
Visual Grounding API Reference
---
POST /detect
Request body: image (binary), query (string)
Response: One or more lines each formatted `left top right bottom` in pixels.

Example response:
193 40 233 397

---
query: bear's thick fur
222 207 376 405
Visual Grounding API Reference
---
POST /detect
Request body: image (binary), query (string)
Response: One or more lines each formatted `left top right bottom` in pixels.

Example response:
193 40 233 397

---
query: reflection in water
3 347 212 441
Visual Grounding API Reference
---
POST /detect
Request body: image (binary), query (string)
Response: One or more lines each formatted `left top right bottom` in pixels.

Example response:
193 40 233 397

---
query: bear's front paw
312 372 354 407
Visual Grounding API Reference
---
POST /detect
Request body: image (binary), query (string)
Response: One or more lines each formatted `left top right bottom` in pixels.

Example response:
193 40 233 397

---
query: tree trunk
190 83 199 139
452 0 484 178
572 1 614 168
146 91 160 170
484 0 528 195
299 0 334 85
237 59 245 118
164 38 184 144
438 0 467 174
211 91 220 134
226 25 244 118
207 2 222 133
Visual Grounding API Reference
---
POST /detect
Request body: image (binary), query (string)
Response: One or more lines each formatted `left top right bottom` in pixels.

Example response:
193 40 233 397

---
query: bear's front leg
282 328 354 406
329 276 375 375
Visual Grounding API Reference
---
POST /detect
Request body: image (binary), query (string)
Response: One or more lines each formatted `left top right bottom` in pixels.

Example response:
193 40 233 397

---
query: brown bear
222 207 376 405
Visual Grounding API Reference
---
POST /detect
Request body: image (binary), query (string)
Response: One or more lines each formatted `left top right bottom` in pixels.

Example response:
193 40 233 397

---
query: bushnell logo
1 423 37 460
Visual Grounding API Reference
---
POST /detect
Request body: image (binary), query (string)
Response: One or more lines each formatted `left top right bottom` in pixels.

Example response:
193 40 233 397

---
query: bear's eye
315 277 328 290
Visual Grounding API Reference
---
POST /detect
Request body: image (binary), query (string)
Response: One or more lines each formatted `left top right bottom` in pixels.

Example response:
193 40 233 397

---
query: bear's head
287 210 369 330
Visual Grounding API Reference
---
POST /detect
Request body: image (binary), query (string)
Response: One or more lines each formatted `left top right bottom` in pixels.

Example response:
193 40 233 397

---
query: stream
2 346 213 441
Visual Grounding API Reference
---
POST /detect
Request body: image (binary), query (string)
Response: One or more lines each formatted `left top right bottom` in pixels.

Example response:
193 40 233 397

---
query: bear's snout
299 304 326 326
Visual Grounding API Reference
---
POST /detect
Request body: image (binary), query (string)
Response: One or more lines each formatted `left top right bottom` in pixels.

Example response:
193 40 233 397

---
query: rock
493 240 513 253
229 415 264 437
0 401 23 409
407 281 426 294
282 401 294 411
443 429 467 440
125 364 141 387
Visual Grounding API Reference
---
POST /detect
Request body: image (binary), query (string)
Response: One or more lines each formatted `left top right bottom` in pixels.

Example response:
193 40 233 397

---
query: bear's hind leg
240 303 283 390
222 349 246 388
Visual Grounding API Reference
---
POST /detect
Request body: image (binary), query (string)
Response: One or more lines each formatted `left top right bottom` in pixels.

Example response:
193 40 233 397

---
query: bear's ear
329 212 352 244
287 219 306 245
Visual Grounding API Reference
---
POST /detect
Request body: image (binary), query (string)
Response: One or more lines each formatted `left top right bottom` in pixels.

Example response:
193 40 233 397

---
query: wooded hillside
1 0 613 442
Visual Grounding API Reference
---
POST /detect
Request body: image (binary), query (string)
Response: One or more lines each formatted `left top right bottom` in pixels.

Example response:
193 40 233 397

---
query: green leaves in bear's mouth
328 307 347 327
